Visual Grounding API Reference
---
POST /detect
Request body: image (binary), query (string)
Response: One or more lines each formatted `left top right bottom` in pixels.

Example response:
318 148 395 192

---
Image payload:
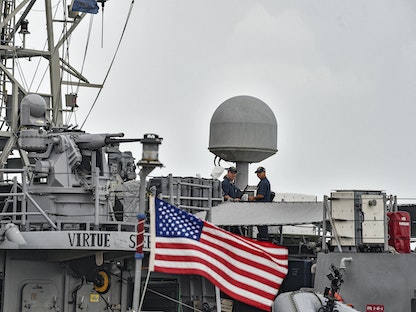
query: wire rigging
31 0 63 93
61 0 72 126
80 0 135 130
76 14 95 96
64 12 95 125
14 54 29 91
139 270 204 312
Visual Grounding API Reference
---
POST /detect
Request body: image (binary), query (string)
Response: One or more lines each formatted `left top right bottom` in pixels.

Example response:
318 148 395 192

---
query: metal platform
196 201 324 226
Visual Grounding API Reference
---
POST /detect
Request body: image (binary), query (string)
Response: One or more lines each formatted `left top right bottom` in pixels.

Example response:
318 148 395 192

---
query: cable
33 0 62 93
76 15 95 96
80 0 135 130
138 269 151 311
69 278 85 304
99 292 115 312
145 287 204 312
63 13 95 125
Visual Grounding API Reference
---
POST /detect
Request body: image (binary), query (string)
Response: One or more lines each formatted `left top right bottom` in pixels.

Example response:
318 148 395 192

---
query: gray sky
26 1 416 201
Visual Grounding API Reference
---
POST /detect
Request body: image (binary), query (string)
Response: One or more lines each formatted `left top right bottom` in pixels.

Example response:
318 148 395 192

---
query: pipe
322 196 328 253
235 161 249 191
132 166 155 311
94 168 100 229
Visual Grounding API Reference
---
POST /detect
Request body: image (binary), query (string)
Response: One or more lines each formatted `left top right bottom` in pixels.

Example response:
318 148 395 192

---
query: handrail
24 192 57 230
0 168 58 230
164 174 219 214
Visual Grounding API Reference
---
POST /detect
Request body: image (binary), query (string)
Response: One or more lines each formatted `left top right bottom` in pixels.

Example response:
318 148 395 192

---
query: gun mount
19 130 142 186
9 94 149 227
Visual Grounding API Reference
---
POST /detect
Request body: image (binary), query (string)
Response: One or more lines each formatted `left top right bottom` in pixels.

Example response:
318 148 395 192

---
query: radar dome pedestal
209 95 278 189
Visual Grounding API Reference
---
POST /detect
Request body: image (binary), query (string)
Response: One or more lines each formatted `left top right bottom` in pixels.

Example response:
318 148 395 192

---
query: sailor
222 166 243 234
248 166 271 202
222 166 242 202
248 166 271 240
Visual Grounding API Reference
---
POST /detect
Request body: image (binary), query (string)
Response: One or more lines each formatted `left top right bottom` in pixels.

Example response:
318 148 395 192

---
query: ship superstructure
0 1 415 312
0 1 152 310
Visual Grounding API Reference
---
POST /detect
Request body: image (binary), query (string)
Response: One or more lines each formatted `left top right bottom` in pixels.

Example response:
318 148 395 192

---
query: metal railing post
21 168 27 229
322 196 328 253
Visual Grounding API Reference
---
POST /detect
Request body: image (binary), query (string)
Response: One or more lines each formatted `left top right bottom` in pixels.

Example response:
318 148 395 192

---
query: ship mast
45 0 63 126
0 0 98 169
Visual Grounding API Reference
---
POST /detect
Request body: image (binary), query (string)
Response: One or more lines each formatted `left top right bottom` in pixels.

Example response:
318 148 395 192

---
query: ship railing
0 168 26 225
0 168 58 230
0 167 139 233
157 178 223 215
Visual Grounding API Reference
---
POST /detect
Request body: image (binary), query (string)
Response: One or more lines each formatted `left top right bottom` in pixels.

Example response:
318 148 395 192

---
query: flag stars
155 199 203 240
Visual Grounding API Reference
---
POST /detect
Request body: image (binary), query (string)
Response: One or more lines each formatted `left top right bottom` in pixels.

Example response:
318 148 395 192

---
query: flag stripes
149 198 288 311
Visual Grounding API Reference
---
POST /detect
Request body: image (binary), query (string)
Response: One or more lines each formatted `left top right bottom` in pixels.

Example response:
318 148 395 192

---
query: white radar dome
208 95 278 162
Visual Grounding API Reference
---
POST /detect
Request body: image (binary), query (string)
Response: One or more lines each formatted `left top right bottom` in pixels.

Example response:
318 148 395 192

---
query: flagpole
132 167 154 311
208 199 222 312
132 134 163 312
215 286 222 312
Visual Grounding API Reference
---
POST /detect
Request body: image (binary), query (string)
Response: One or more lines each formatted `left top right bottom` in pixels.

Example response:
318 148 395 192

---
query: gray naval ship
0 1 415 312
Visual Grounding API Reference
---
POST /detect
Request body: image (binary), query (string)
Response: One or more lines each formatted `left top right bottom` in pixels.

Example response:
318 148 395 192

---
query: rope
138 269 151 311
80 0 135 130
145 288 204 312
138 270 204 312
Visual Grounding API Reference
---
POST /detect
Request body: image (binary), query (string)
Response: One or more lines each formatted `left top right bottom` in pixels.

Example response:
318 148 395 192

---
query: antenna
98 0 107 48
209 95 278 190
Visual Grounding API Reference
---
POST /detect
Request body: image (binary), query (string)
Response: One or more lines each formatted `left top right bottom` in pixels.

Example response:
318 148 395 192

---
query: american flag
149 198 288 311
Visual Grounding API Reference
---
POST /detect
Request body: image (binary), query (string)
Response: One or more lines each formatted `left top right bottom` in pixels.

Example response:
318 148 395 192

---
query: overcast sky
26 0 416 201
